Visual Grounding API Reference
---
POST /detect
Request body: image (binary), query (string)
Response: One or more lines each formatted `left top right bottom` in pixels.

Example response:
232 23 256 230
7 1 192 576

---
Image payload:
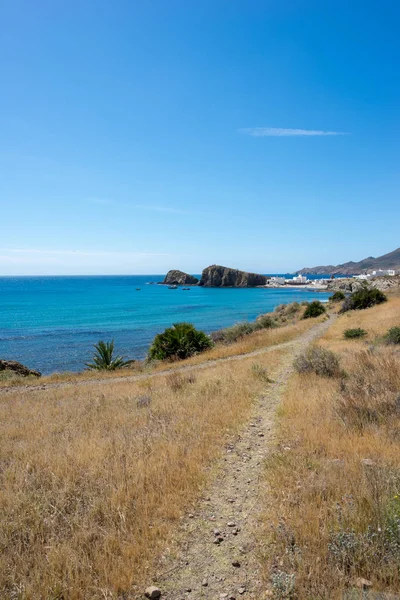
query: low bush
384 326 400 345
165 371 196 392
329 290 345 302
136 395 152 408
294 346 341 378
340 287 387 313
254 314 277 330
303 300 326 319
148 322 213 361
271 302 303 326
343 328 367 339
211 302 302 345
211 321 254 344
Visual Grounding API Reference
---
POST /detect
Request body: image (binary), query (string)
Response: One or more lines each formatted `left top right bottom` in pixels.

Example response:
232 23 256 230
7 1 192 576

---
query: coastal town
268 268 397 289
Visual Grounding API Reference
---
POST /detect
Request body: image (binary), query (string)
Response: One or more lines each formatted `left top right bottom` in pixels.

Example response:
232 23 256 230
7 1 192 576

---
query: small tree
303 300 326 319
340 287 387 313
148 322 213 361
86 340 134 370
330 291 345 302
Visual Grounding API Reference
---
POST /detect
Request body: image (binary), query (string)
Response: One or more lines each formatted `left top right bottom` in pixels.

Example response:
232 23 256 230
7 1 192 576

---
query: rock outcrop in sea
162 270 199 285
0 360 41 377
199 265 269 287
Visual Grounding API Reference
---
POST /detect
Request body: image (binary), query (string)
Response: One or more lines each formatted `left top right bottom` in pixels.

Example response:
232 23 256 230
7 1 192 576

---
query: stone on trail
201 579 208 587
232 560 241 567
145 587 161 599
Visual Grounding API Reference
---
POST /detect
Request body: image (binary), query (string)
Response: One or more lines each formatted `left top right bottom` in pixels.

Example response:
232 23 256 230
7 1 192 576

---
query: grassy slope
259 296 400 599
0 330 293 599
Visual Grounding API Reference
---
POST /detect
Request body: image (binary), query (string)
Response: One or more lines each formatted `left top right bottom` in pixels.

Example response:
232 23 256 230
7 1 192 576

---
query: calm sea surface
0 275 332 374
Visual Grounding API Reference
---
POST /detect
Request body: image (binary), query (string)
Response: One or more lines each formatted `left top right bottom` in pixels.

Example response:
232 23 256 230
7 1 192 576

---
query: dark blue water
0 275 331 374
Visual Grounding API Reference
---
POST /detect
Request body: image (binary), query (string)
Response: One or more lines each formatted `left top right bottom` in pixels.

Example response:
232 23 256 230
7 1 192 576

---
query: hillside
1 298 399 598
298 246 400 275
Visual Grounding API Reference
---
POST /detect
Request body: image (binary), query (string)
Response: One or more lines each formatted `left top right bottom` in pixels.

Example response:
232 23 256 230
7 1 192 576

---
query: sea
0 275 332 374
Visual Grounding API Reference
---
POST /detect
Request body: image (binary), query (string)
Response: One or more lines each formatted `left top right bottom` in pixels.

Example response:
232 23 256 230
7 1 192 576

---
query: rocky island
162 270 199 285
199 264 269 287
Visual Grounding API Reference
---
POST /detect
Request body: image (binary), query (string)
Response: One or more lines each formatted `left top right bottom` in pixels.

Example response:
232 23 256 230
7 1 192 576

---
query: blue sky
1 0 399 275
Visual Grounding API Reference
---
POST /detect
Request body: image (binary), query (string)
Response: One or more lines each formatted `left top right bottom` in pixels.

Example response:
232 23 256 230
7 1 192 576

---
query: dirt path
0 326 321 395
143 316 335 600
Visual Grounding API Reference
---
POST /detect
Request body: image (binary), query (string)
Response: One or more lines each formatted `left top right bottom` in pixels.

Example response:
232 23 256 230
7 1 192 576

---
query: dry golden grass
259 297 400 599
0 341 287 599
320 295 400 352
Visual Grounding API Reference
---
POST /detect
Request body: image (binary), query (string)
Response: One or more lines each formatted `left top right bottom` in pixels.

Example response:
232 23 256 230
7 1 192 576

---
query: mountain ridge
297 247 400 275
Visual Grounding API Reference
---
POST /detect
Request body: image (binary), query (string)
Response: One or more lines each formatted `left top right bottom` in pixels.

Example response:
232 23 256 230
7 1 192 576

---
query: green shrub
294 346 341 378
344 328 368 339
303 300 326 319
86 340 134 370
211 321 254 344
274 302 301 316
340 287 387 313
148 322 213 361
254 314 277 330
330 290 345 302
211 303 300 345
384 326 400 345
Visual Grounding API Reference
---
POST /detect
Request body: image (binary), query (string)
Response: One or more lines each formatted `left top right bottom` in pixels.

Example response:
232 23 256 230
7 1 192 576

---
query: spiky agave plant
86 340 133 370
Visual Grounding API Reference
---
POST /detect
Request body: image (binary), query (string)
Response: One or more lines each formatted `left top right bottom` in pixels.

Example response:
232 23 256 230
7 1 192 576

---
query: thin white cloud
134 204 186 214
239 127 347 137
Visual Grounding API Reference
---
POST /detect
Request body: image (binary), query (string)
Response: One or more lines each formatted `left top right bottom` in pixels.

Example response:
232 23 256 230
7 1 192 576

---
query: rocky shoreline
326 274 400 293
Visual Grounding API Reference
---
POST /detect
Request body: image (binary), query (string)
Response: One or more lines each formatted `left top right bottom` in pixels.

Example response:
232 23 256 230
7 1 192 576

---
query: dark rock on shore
0 360 41 377
199 265 269 287
162 270 199 285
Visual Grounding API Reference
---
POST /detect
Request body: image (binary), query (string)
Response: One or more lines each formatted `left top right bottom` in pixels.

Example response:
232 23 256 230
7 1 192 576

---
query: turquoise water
0 276 331 374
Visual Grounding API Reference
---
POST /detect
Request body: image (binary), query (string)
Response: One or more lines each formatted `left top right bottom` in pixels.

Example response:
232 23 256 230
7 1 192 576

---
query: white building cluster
354 269 396 280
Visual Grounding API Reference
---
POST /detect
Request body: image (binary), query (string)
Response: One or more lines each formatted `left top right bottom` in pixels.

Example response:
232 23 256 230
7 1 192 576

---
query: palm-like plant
148 322 213 361
86 340 134 370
